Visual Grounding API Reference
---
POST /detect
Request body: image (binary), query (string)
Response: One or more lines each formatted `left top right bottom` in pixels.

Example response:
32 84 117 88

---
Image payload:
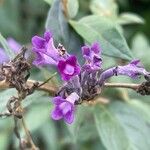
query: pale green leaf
21 103 51 136
90 0 118 18
129 100 150 123
131 33 150 70
67 0 79 19
69 15 133 60
22 91 50 108
0 132 9 150
94 102 150 150
67 105 98 143
39 121 58 150
0 89 17 112
44 0 53 5
118 13 144 25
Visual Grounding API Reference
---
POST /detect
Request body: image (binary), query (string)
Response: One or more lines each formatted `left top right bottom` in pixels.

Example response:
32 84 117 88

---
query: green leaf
90 0 118 18
0 33 15 59
0 118 12 150
45 0 83 58
117 13 144 25
129 100 150 124
131 33 150 70
21 103 51 136
94 102 150 150
0 89 17 112
22 91 50 108
0 132 9 150
40 121 58 150
43 0 53 5
67 0 79 19
67 105 98 143
0 0 21 38
69 15 133 60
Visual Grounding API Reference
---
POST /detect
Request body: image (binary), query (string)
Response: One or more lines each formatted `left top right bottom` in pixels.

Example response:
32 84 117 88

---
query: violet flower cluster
32 31 150 124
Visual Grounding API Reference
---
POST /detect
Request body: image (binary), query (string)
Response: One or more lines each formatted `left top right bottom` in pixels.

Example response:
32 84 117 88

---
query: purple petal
66 55 77 66
32 36 45 49
44 31 52 42
64 111 74 124
33 51 57 66
91 42 101 54
52 96 65 105
82 42 102 71
130 59 141 65
59 102 72 115
46 38 61 61
82 45 90 56
51 106 63 120
58 60 66 73
74 65 81 76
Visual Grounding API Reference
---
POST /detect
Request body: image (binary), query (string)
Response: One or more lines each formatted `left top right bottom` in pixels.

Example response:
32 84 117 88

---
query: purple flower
98 67 117 85
0 48 9 64
32 31 67 66
98 59 150 85
7 38 21 53
51 92 79 124
82 42 102 71
58 55 81 81
0 38 21 63
117 60 150 79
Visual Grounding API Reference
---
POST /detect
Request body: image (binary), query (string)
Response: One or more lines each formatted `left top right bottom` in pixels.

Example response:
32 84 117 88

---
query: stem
104 83 140 90
14 117 24 150
38 72 57 87
0 80 140 94
0 112 12 118
22 117 38 150
0 80 9 89
0 80 57 95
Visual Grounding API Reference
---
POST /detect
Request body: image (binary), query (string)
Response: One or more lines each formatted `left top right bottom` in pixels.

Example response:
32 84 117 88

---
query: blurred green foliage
0 0 150 150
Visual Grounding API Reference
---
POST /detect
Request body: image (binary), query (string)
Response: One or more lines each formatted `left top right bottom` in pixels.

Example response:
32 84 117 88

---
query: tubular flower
98 60 150 85
51 92 79 124
82 42 102 71
58 55 81 81
32 31 67 66
117 59 150 79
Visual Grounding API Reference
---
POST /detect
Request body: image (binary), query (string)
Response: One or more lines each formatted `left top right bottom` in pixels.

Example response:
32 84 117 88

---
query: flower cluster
32 31 150 124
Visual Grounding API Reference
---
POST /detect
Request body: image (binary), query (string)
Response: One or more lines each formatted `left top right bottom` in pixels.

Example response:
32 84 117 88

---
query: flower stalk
0 79 145 94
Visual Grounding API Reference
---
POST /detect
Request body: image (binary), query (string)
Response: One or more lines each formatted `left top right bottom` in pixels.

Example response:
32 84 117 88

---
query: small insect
57 43 66 56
